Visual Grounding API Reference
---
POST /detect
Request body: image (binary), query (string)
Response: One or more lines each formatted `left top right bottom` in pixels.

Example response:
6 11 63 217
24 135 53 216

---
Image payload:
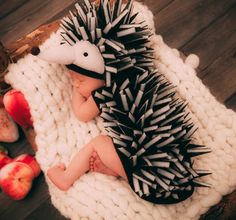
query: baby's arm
72 86 99 122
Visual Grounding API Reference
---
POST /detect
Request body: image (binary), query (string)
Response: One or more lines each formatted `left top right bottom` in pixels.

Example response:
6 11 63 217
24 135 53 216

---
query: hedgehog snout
31 47 40 56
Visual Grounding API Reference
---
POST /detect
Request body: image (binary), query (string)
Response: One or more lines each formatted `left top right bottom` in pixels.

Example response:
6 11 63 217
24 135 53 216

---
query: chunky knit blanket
5 2 236 219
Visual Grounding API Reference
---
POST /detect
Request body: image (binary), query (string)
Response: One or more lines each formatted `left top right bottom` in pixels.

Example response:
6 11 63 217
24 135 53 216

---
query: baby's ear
31 44 75 65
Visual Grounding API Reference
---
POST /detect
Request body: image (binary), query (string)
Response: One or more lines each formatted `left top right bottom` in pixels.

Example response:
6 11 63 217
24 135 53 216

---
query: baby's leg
91 136 128 180
47 135 127 191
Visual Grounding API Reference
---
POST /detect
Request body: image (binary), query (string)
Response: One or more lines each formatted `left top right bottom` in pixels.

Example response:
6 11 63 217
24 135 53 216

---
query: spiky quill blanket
5 1 236 219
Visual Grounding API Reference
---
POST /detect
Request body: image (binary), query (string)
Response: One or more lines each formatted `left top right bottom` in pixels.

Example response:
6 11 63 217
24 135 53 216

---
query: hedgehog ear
31 44 75 65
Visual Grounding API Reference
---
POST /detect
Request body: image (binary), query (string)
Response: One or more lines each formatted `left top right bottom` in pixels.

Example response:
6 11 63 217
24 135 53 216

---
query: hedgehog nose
31 46 40 56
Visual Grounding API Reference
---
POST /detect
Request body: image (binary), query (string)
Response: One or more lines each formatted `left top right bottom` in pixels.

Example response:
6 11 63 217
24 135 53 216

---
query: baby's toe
91 151 97 158
89 161 94 170
94 160 99 171
90 157 95 162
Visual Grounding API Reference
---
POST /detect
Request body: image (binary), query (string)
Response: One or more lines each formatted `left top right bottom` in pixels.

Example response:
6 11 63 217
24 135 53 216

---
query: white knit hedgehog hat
32 0 154 86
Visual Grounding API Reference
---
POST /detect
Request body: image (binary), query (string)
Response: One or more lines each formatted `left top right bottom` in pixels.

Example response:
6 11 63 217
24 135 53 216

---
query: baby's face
69 70 104 98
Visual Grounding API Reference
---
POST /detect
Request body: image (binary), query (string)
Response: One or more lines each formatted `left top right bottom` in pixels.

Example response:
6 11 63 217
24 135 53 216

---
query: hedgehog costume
32 0 211 204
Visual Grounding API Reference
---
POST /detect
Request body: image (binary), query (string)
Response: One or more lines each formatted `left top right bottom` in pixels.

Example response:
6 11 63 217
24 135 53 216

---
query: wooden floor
0 0 236 219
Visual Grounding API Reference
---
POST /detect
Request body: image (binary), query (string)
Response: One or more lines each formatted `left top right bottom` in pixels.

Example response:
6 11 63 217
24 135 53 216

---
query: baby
47 70 128 190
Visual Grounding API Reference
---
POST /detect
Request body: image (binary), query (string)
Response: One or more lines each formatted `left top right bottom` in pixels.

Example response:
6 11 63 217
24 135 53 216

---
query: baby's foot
47 163 71 191
89 151 119 177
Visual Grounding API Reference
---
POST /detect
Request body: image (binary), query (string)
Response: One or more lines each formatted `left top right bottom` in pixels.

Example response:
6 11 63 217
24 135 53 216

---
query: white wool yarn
5 2 236 220
185 54 200 69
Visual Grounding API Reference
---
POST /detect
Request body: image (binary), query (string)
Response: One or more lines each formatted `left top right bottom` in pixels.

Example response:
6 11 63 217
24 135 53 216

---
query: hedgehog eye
83 52 88 57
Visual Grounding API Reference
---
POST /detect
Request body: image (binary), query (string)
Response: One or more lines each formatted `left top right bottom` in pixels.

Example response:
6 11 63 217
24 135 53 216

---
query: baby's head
31 40 106 98
69 70 104 98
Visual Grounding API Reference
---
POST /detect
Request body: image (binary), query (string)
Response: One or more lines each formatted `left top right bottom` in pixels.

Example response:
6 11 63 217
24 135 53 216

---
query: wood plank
25 198 68 220
154 0 236 48
182 5 236 71
200 189 236 220
225 92 236 111
0 0 78 45
0 0 27 19
142 0 173 15
199 46 236 103
0 174 49 220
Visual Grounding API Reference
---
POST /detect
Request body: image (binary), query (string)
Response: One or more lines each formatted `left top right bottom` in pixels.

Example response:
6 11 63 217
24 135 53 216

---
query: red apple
3 89 33 129
14 154 41 178
0 162 34 200
0 152 12 169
